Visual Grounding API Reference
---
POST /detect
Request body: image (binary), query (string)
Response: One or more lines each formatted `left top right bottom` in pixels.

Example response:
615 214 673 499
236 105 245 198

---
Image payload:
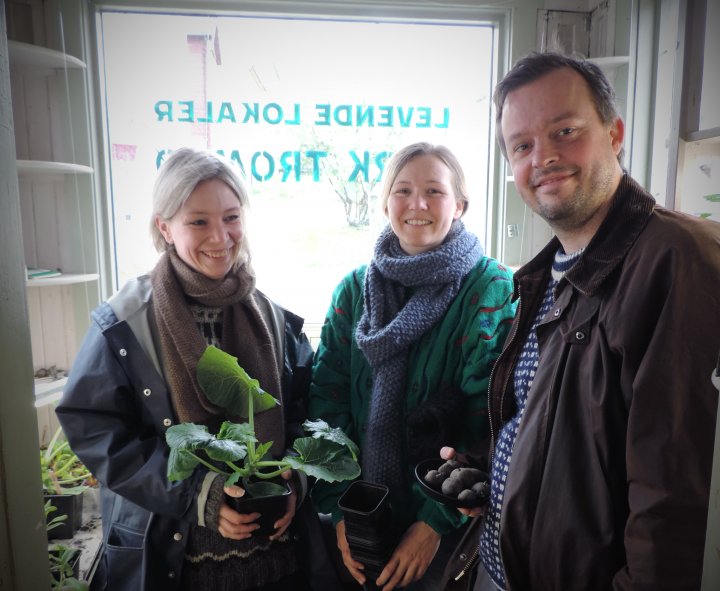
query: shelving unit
5 2 104 584
6 0 102 439
17 159 94 177
9 38 85 69
27 273 100 287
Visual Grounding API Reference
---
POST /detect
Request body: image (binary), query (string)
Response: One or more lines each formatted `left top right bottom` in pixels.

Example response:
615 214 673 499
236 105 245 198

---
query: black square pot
338 481 392 526
338 481 399 584
224 479 292 537
45 492 84 540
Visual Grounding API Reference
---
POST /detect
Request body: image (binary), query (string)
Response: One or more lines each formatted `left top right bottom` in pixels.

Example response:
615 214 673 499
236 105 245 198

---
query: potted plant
166 345 361 533
41 427 95 539
49 543 88 591
45 501 89 590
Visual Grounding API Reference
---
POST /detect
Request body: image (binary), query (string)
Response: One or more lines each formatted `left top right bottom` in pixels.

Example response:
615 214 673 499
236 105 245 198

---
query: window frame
88 0 512 302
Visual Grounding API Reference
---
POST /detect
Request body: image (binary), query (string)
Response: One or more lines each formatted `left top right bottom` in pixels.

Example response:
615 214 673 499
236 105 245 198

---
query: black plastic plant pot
224 480 292 537
338 481 397 583
338 480 391 526
45 491 84 540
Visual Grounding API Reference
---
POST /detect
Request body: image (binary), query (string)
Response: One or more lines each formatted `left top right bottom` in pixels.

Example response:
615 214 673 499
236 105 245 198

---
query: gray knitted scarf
355 220 483 492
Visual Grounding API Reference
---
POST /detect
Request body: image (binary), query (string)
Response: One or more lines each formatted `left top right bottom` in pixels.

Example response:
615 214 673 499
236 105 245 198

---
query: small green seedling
41 427 93 496
49 544 88 591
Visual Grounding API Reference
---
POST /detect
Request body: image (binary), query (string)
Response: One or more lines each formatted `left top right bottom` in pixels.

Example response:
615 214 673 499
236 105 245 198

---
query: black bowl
414 458 490 509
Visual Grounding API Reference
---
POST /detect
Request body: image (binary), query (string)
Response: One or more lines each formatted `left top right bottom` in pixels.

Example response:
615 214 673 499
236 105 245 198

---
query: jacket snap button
575 331 586 341
553 309 561 317
143 388 151 396
459 553 467 561
163 418 172 427
168 570 175 579
173 532 182 541
119 348 127 356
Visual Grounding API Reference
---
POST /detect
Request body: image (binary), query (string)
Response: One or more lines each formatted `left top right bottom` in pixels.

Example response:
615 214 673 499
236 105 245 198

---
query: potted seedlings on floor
41 427 95 540
166 345 361 534
48 543 88 591
45 500 89 590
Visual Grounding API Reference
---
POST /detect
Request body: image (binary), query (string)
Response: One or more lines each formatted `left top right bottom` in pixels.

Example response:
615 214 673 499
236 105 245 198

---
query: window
97 7 498 325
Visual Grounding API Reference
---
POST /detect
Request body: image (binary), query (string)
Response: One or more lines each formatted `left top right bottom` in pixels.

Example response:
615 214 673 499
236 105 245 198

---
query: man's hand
441 446 486 518
375 521 441 591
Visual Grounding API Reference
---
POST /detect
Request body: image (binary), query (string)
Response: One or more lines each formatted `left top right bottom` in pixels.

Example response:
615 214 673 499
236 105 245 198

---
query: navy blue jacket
56 276 338 590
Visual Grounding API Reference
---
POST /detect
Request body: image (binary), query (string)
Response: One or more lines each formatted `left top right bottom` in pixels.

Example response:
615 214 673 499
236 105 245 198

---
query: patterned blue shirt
479 247 583 589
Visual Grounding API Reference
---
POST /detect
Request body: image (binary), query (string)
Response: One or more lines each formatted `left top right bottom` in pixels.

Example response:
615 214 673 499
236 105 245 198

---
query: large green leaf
302 419 360 460
243 478 289 498
217 421 257 445
165 422 246 479
286 437 361 482
167 447 201 482
166 423 214 450
197 346 279 418
253 441 274 461
204 439 247 462
166 423 213 481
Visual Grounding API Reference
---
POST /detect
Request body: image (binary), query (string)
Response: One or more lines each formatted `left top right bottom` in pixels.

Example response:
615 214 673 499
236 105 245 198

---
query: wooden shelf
8 40 86 71
26 273 99 287
34 377 68 407
683 126 720 144
17 160 94 177
589 55 629 71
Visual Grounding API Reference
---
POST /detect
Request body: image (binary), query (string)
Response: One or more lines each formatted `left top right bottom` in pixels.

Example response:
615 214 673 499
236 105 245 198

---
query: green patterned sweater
309 257 516 535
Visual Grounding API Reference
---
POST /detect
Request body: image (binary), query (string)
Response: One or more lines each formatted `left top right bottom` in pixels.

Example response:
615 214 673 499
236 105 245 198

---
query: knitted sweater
309 257 516 534
181 304 298 591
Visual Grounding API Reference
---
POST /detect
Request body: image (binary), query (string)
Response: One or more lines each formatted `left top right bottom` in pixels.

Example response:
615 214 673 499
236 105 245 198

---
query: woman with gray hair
57 147 340 591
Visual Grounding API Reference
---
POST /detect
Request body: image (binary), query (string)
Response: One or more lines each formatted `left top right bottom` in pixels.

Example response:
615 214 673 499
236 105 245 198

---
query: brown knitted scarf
150 249 284 453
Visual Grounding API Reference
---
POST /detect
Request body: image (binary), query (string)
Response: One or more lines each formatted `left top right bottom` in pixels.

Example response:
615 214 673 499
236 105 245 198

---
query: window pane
98 10 496 324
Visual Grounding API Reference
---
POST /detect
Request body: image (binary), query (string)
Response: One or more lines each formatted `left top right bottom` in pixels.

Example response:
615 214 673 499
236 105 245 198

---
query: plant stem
44 427 65 463
187 452 230 476
253 460 291 480
54 455 84 478
247 393 257 460
46 440 70 465
55 474 91 486
255 460 287 468
254 468 288 479
226 462 251 476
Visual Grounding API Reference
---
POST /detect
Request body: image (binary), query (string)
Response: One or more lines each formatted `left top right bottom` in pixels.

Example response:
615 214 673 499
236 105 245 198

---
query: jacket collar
514 174 656 297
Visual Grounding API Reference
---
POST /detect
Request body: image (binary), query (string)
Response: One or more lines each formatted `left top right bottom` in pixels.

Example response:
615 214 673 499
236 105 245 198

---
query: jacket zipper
453 541 480 582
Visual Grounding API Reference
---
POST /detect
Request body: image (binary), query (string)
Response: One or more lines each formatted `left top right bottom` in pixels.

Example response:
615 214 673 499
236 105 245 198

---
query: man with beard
442 52 720 591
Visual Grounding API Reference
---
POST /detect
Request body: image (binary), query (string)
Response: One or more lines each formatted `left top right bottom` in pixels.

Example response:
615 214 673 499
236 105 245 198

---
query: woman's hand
217 484 260 540
335 519 367 585
269 470 298 541
375 521 440 591
217 471 299 540
440 446 486 518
